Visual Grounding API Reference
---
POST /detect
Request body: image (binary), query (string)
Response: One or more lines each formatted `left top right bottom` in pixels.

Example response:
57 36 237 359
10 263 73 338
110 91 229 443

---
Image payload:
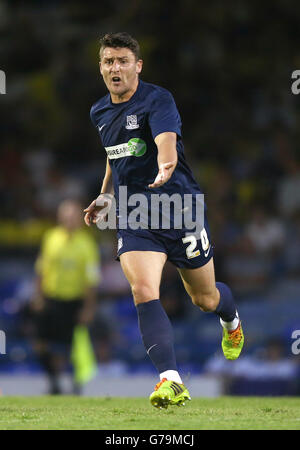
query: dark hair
99 32 141 60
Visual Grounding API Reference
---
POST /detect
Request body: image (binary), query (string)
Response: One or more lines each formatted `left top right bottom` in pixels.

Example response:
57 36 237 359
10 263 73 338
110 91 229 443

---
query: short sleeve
148 90 182 140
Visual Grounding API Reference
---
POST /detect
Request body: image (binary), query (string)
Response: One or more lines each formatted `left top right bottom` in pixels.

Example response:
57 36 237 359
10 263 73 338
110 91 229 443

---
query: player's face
99 47 143 102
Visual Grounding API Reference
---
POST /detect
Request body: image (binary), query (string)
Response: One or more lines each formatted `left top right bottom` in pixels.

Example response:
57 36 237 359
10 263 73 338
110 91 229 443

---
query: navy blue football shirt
90 79 204 232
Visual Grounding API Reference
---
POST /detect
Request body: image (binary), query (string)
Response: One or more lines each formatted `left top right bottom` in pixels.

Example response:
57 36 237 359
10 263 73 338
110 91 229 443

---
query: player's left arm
148 132 178 188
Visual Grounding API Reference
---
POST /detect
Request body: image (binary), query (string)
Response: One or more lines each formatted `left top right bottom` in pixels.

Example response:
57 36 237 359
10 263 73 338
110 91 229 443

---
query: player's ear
99 61 103 75
136 59 143 74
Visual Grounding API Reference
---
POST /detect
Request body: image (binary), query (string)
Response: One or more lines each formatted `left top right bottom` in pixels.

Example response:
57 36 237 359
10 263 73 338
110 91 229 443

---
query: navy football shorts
116 219 214 270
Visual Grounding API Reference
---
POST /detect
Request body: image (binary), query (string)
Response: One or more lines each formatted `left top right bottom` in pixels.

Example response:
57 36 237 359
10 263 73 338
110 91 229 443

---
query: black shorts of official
35 297 83 344
116 216 214 269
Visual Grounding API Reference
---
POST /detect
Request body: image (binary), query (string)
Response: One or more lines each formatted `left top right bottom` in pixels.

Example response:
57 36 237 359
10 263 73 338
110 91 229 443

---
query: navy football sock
215 282 237 322
136 299 177 373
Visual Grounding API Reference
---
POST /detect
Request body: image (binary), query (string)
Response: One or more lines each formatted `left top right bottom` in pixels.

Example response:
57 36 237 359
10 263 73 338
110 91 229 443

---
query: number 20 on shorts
182 229 210 259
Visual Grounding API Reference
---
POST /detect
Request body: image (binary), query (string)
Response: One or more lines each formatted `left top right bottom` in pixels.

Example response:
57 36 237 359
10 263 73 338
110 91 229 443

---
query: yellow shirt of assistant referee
36 226 100 301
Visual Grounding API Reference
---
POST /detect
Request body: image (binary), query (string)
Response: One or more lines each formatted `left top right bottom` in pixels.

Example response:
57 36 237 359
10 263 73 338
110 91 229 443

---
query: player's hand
83 199 98 226
83 194 113 226
148 161 177 188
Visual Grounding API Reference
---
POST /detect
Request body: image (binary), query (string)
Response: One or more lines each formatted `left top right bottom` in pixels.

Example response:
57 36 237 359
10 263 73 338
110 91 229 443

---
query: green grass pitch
0 396 299 430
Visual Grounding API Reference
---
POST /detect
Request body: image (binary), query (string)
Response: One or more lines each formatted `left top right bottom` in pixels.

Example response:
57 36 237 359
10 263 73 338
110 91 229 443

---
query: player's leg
120 251 179 377
178 257 238 319
120 250 166 305
178 257 244 359
120 250 191 407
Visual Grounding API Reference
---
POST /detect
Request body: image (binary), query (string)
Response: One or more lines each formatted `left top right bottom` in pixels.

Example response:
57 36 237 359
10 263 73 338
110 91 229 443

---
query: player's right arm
84 157 114 226
148 132 178 188
100 157 113 194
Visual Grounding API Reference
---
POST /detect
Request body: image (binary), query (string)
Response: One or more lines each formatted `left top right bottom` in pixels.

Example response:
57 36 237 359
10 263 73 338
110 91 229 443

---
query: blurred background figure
204 337 299 396
30 199 101 394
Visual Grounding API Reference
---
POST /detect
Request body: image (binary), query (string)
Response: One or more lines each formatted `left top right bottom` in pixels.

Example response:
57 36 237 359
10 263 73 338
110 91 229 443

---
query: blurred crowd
0 1 300 391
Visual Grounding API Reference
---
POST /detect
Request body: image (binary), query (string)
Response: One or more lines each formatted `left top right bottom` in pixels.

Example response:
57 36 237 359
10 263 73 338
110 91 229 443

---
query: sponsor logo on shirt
128 138 147 157
125 115 139 130
105 138 147 159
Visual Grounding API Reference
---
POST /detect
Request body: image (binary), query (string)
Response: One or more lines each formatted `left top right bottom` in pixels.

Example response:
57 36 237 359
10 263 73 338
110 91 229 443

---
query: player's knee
191 292 218 312
131 282 158 305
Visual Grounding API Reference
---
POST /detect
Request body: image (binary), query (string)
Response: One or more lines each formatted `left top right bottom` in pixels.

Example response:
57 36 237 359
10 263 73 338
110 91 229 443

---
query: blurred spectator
35 168 87 219
277 158 300 218
222 233 272 298
245 206 286 255
204 338 298 396
29 199 101 394
283 209 300 279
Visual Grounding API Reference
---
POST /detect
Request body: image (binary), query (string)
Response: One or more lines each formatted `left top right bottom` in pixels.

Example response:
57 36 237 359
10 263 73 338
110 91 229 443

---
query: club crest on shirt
125 115 139 130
